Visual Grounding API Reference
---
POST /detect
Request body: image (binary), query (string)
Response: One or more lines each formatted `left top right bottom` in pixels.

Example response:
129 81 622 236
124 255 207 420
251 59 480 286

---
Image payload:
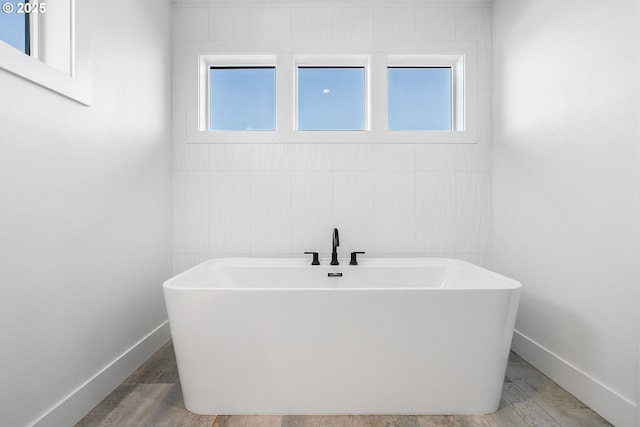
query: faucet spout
331 228 340 265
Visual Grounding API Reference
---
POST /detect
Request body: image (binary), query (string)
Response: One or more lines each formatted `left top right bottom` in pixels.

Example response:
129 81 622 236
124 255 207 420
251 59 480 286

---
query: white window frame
0 0 92 105
294 54 370 131
386 54 465 133
199 54 277 134
187 41 477 144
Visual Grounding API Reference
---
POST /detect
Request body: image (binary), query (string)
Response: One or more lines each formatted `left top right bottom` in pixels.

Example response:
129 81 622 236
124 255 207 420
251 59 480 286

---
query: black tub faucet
331 228 340 265
304 251 320 265
350 251 365 266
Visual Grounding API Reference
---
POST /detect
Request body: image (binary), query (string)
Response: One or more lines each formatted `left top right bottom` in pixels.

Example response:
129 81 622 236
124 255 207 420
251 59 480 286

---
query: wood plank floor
76 341 611 427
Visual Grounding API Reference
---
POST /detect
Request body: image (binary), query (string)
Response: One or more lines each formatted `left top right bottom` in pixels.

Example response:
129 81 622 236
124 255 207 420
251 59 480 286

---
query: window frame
0 1 30 54
188 41 477 144
0 0 91 105
295 54 370 131
387 66 454 131
197 54 278 141
208 65 277 131
386 54 465 133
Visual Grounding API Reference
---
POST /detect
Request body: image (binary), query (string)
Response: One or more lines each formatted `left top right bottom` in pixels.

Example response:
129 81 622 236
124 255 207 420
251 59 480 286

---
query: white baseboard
30 321 172 427
512 330 636 427
26 325 634 426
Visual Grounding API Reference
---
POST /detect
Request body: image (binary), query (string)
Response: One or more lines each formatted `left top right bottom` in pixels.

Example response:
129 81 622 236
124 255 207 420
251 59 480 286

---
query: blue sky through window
0 1 27 53
298 67 365 130
387 67 452 131
208 65 453 132
209 67 275 131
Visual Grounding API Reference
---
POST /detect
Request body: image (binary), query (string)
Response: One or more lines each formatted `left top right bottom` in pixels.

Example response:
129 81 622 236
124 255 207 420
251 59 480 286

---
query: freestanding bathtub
163 257 521 415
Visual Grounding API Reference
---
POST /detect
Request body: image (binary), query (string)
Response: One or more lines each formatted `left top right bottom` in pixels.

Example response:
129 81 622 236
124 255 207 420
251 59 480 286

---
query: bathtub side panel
165 288 517 415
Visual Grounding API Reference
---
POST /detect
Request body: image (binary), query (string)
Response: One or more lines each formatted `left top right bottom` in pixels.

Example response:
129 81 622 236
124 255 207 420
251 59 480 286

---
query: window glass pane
0 1 28 54
210 67 275 131
387 67 452 131
298 67 365 131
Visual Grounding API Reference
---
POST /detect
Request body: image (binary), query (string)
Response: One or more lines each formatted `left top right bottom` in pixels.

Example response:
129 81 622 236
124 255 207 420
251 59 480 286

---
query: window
297 67 365 131
209 67 275 131
190 44 477 143
0 0 71 74
0 1 29 54
387 67 452 131
0 0 91 105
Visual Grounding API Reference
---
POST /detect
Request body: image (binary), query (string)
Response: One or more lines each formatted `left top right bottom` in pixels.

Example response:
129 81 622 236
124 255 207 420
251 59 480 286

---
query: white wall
0 0 173 425
492 1 640 426
172 0 493 273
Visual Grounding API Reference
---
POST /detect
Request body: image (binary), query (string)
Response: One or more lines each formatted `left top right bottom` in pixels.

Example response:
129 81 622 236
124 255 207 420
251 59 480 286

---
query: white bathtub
163 257 521 415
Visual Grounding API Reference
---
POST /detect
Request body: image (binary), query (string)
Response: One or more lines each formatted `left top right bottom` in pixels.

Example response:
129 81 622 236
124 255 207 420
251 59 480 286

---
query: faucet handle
349 251 365 266
304 251 320 266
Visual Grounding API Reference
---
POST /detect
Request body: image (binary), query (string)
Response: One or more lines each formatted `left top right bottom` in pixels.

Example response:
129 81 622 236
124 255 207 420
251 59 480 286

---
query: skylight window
297 67 365 131
387 67 452 131
209 67 276 131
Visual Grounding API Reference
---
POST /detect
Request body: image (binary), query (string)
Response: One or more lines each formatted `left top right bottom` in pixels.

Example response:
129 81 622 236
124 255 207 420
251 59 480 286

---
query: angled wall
0 0 173 425
492 1 640 426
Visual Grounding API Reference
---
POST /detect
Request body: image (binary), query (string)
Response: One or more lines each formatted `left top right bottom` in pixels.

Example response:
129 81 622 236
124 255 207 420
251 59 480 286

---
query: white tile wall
209 172 252 253
415 171 457 254
414 7 456 41
173 172 209 254
374 171 417 254
209 7 252 41
250 171 293 254
333 171 376 256
173 91 210 172
250 7 292 41
291 7 336 41
373 7 415 41
334 6 375 43
291 171 334 254
173 6 209 41
172 0 493 273
333 143 375 172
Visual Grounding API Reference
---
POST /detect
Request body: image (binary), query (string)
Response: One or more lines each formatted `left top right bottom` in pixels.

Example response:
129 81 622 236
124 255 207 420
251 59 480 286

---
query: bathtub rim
163 257 522 291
